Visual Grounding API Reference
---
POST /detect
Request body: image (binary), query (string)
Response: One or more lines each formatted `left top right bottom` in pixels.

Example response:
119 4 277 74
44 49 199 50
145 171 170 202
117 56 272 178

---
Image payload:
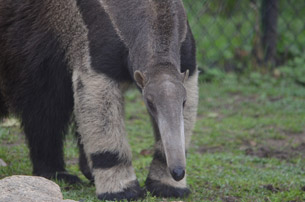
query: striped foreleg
73 71 143 201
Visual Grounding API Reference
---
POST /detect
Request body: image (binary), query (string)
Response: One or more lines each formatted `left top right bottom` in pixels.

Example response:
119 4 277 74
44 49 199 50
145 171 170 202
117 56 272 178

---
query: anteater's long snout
158 111 186 181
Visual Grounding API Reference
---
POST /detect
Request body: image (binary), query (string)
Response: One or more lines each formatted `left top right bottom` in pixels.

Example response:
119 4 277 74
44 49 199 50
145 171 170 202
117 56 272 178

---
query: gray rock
0 159 7 167
0 175 78 202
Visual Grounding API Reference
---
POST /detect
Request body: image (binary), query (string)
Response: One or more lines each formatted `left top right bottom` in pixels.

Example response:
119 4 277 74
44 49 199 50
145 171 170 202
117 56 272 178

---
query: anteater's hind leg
2 63 81 184
73 71 144 201
146 70 199 198
19 76 80 184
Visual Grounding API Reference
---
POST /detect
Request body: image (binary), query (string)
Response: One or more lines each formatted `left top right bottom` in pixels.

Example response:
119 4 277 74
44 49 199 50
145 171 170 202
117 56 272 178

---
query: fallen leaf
140 149 153 156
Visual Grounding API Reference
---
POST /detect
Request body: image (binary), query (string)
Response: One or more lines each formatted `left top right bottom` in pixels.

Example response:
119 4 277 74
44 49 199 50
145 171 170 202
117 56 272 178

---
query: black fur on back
76 0 133 81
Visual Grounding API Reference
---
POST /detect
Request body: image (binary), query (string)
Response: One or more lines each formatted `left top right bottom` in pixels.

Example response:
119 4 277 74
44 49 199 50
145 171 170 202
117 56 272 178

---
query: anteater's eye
183 100 186 108
147 100 155 111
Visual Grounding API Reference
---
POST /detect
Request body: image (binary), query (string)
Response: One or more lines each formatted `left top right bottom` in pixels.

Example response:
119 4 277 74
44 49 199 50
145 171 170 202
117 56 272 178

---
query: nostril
170 166 185 181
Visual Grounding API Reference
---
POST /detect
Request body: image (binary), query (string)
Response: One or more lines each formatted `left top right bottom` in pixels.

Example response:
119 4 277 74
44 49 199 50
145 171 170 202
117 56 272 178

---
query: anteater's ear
134 70 146 89
181 69 189 83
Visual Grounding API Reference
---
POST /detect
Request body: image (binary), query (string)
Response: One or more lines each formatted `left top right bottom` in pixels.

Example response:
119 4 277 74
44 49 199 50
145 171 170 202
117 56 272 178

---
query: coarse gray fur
183 70 199 148
83 0 198 199
46 0 91 72
99 0 187 72
64 0 196 199
73 70 137 194
70 0 197 199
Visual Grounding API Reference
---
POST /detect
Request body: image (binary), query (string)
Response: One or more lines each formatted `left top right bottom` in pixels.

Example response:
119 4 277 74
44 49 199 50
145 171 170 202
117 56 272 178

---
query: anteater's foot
145 178 190 198
97 180 145 201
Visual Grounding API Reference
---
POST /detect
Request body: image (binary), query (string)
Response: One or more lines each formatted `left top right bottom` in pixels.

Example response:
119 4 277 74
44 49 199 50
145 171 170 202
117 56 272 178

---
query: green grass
1 73 305 202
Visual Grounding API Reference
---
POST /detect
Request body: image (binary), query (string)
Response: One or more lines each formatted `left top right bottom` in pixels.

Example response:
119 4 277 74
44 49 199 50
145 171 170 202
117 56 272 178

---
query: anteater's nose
170 166 185 181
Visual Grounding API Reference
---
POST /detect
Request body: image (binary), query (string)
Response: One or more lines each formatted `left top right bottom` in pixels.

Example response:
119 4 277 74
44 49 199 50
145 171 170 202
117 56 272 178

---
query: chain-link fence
183 0 305 71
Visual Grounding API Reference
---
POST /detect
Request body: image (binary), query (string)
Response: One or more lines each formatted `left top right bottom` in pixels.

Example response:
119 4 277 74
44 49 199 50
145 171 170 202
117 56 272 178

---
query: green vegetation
183 0 305 69
1 70 305 201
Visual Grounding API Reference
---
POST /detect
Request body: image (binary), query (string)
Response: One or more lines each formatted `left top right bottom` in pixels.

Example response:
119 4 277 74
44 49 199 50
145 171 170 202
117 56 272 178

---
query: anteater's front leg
146 70 199 198
73 71 143 201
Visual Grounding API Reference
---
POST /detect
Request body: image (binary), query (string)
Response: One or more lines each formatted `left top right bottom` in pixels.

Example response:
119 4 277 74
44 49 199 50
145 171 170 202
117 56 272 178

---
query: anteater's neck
99 0 187 73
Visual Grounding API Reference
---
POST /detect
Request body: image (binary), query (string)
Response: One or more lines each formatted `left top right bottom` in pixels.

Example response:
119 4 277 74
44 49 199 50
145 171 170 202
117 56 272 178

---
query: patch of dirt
222 196 239 202
198 146 224 154
262 184 281 193
245 142 305 160
244 127 305 160
196 129 305 160
246 147 288 159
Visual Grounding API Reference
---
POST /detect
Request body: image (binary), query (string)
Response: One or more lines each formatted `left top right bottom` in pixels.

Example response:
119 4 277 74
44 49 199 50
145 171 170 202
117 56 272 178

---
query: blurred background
183 0 305 80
